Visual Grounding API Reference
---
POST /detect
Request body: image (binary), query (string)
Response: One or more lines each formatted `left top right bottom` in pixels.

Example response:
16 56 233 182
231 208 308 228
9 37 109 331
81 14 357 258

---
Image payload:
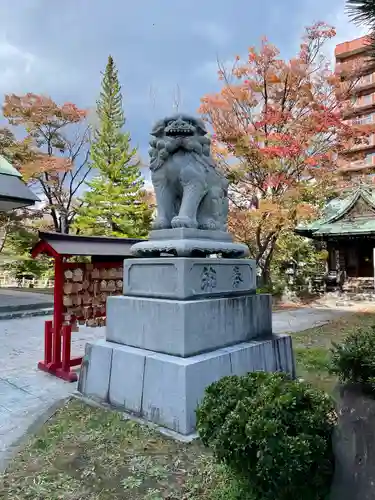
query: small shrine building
295 185 375 292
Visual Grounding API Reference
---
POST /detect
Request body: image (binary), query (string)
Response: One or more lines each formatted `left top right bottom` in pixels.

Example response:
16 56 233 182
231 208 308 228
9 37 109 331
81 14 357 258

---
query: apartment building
335 36 375 177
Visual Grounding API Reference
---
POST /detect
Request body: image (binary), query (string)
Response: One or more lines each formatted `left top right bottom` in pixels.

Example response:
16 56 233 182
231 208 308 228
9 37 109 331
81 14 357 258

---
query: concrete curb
0 396 70 474
0 308 53 321
0 302 53 314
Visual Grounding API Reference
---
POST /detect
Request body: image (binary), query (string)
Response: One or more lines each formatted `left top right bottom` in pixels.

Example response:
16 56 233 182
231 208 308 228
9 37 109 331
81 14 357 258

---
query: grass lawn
0 398 232 500
2 309 375 499
294 309 375 392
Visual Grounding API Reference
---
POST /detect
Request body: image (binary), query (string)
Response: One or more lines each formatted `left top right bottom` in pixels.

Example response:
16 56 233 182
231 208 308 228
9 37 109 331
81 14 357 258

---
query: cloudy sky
0 0 368 164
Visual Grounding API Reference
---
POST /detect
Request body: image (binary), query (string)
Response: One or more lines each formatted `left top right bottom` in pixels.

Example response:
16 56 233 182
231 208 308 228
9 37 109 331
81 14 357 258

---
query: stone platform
78 254 296 436
130 228 250 258
123 257 256 299
106 293 271 357
78 334 295 435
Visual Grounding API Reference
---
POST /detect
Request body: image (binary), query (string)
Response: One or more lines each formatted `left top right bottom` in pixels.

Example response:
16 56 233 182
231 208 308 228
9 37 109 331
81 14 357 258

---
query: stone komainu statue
148 114 229 231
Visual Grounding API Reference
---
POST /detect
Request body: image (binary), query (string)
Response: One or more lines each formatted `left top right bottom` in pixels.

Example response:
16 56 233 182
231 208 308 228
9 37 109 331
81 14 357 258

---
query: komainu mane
148 113 228 231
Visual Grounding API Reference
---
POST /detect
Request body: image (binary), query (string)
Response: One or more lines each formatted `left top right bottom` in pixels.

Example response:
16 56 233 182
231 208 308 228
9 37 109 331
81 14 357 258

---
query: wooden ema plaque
62 263 123 330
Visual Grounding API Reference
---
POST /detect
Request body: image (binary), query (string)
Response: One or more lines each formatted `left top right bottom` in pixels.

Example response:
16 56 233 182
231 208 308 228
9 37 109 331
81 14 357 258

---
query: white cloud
322 9 369 66
196 7 370 84
193 53 248 85
192 21 231 47
0 32 85 99
0 36 36 90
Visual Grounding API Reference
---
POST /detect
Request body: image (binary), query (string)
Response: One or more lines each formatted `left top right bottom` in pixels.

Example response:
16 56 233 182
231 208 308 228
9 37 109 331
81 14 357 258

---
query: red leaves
20 155 72 181
304 21 336 42
3 93 88 177
198 21 363 262
3 93 87 128
199 21 362 183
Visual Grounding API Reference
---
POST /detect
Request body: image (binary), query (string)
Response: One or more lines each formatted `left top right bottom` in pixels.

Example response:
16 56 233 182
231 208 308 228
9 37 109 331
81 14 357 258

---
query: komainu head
151 114 207 139
149 114 212 171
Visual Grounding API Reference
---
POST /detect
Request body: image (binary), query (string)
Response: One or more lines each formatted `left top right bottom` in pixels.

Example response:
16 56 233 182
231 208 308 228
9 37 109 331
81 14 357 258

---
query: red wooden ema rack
31 231 145 382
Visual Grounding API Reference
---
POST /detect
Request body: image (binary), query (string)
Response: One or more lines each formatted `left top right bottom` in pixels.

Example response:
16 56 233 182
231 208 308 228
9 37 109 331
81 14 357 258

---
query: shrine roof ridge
295 185 375 239
32 231 147 259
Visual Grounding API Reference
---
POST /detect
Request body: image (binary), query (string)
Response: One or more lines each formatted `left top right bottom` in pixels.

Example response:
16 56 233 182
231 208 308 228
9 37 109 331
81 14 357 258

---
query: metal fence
0 276 54 289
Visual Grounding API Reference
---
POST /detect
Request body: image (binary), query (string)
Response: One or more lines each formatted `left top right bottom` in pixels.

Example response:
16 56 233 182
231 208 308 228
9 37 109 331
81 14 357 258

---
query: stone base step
77 335 295 436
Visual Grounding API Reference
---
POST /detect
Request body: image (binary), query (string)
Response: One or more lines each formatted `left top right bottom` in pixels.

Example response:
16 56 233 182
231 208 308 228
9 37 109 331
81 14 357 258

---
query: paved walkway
272 306 348 334
0 306 353 469
0 316 104 469
0 288 53 313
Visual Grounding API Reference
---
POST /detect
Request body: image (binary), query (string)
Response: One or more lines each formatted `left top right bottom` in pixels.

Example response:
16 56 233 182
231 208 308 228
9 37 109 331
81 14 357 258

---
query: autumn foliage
3 93 91 233
199 22 365 280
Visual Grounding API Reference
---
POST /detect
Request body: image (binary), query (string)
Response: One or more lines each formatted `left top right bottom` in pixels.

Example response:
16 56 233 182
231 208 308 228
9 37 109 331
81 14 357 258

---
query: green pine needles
74 55 151 238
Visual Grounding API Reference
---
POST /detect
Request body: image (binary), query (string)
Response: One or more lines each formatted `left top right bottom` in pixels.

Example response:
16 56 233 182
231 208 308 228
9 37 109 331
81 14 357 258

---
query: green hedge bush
330 325 375 393
196 372 335 500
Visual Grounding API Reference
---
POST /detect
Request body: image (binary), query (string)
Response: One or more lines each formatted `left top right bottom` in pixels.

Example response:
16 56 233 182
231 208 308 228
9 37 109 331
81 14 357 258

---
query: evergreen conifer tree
74 55 151 237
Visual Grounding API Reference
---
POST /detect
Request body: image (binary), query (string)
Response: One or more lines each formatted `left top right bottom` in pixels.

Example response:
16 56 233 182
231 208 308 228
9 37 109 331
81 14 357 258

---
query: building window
353 114 373 125
363 94 373 105
360 73 373 85
366 152 375 165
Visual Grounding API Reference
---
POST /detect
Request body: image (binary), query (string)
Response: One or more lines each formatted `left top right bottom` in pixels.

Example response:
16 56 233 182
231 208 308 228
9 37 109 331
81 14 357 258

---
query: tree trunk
59 214 69 234
257 233 278 288
0 219 9 253
259 265 272 288
330 383 375 500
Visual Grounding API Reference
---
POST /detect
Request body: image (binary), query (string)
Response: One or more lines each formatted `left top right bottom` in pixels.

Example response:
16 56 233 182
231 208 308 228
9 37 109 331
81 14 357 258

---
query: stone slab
149 228 233 241
77 341 113 401
124 257 256 300
106 293 272 357
130 228 249 258
130 238 250 258
78 335 295 435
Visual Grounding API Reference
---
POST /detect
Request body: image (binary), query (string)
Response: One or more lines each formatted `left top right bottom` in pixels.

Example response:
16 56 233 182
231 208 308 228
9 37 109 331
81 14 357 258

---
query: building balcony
346 137 375 152
355 73 375 91
337 154 375 173
343 93 375 117
336 58 375 85
335 36 370 60
346 113 375 127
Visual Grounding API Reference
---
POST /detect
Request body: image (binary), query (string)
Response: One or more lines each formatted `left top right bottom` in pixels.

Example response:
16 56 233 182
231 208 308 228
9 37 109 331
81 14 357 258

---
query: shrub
330 325 375 393
196 372 335 500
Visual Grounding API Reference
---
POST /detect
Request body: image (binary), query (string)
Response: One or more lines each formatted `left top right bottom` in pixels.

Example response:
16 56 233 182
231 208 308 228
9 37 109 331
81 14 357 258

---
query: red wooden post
44 320 53 365
52 255 64 368
56 324 77 382
37 320 53 373
61 324 71 373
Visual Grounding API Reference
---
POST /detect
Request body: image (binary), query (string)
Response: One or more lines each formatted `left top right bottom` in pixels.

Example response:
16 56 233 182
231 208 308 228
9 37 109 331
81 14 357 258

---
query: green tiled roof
295 185 375 237
312 219 375 235
0 155 39 210
0 156 21 177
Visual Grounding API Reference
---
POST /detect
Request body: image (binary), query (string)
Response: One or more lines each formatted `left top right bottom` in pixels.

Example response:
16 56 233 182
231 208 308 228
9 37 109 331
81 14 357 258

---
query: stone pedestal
130 228 250 258
78 256 296 436
78 335 295 435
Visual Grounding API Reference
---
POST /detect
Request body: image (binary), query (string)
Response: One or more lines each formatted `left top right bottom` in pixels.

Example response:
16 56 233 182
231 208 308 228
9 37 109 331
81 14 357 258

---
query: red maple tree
199 22 366 280
3 93 92 233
